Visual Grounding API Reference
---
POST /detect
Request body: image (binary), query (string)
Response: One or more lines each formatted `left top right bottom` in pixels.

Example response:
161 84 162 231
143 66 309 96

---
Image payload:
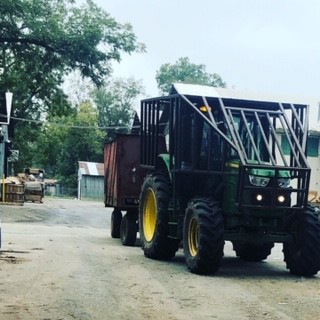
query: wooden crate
5 192 24 203
3 184 24 204
5 184 24 193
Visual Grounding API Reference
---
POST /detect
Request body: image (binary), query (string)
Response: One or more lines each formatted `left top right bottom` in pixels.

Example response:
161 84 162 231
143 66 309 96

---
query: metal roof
170 83 308 105
78 161 104 176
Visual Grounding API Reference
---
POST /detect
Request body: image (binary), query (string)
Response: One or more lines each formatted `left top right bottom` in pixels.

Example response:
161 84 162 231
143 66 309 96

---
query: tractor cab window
179 107 223 171
198 121 224 171
228 113 270 163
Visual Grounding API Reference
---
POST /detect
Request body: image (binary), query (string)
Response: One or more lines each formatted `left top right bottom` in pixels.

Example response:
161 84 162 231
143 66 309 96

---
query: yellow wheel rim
188 217 199 257
143 188 157 242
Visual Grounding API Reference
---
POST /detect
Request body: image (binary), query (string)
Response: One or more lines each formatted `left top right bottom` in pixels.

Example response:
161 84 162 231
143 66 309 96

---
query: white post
78 174 81 200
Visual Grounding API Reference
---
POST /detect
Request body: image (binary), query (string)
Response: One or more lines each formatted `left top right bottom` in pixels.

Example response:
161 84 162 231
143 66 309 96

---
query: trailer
104 134 147 246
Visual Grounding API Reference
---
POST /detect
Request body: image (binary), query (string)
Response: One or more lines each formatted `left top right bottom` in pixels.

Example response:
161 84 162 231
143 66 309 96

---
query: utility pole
0 52 5 179
0 93 13 178
0 49 13 179
0 125 6 179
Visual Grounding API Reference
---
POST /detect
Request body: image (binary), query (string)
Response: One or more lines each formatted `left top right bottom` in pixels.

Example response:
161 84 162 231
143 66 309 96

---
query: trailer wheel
139 173 179 260
232 242 274 261
183 198 224 274
120 213 137 246
283 205 320 276
111 209 122 239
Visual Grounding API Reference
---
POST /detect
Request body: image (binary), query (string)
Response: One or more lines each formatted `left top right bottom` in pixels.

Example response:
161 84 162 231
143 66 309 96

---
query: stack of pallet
1 176 24 205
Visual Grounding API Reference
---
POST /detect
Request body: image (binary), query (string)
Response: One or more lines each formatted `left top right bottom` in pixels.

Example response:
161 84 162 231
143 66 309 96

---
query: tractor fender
156 154 172 181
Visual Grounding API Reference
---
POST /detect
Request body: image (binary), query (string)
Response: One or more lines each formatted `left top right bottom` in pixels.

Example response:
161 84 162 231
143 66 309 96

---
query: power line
1 114 139 130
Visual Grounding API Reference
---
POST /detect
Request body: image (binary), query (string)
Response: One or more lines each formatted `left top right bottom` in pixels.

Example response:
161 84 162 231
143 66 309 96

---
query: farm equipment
23 168 45 203
104 134 147 246
138 83 320 276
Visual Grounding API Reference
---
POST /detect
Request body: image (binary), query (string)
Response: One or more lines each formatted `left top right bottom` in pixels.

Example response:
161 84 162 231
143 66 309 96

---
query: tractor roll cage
178 93 310 169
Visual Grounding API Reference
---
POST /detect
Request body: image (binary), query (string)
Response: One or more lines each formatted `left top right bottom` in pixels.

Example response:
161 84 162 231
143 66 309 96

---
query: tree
0 0 144 175
27 115 72 178
32 102 104 190
1 0 144 119
156 57 226 95
55 102 105 190
28 76 143 190
93 77 144 134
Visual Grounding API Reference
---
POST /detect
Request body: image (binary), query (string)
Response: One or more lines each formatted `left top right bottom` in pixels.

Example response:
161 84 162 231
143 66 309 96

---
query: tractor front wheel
283 205 320 276
139 173 179 260
183 198 225 274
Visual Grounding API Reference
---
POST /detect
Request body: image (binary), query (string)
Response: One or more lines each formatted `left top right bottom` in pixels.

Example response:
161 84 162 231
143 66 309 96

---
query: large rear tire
139 173 179 260
183 198 225 275
232 242 274 261
120 213 137 246
111 209 122 239
283 205 320 276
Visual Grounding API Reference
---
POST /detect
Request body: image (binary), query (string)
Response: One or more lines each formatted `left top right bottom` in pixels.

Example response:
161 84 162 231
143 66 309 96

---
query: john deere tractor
138 83 320 276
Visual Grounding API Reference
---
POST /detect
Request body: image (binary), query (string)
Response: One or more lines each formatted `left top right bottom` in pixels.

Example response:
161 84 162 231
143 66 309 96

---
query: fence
45 184 78 198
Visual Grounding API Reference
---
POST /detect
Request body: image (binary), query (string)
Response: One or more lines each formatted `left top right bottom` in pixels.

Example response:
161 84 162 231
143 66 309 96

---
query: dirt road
0 198 319 320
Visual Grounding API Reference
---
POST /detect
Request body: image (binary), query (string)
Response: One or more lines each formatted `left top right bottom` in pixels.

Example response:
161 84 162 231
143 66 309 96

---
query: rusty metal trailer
104 134 147 246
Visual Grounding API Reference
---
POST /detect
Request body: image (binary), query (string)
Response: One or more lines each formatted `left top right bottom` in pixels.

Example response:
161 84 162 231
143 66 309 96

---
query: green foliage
56 105 104 188
15 75 143 189
13 119 48 173
93 77 144 135
26 115 72 177
0 0 144 92
0 0 145 183
156 57 226 95
0 0 143 144
32 102 105 188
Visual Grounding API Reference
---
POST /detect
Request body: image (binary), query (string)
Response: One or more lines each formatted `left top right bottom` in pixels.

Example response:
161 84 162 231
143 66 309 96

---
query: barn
78 161 104 200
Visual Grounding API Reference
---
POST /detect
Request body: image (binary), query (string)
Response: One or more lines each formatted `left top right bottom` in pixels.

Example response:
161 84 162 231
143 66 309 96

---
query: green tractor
138 83 320 276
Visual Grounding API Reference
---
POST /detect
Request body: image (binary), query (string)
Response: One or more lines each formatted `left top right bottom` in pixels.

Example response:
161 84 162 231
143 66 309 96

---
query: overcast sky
94 0 320 108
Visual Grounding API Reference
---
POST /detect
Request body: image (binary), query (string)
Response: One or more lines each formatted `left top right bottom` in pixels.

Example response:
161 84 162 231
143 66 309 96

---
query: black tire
120 213 137 246
183 198 225 275
232 242 274 262
283 205 320 276
111 209 122 239
139 173 180 260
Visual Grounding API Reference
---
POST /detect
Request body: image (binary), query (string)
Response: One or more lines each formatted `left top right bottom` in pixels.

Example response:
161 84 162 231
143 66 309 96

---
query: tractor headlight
278 178 290 188
249 175 270 187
